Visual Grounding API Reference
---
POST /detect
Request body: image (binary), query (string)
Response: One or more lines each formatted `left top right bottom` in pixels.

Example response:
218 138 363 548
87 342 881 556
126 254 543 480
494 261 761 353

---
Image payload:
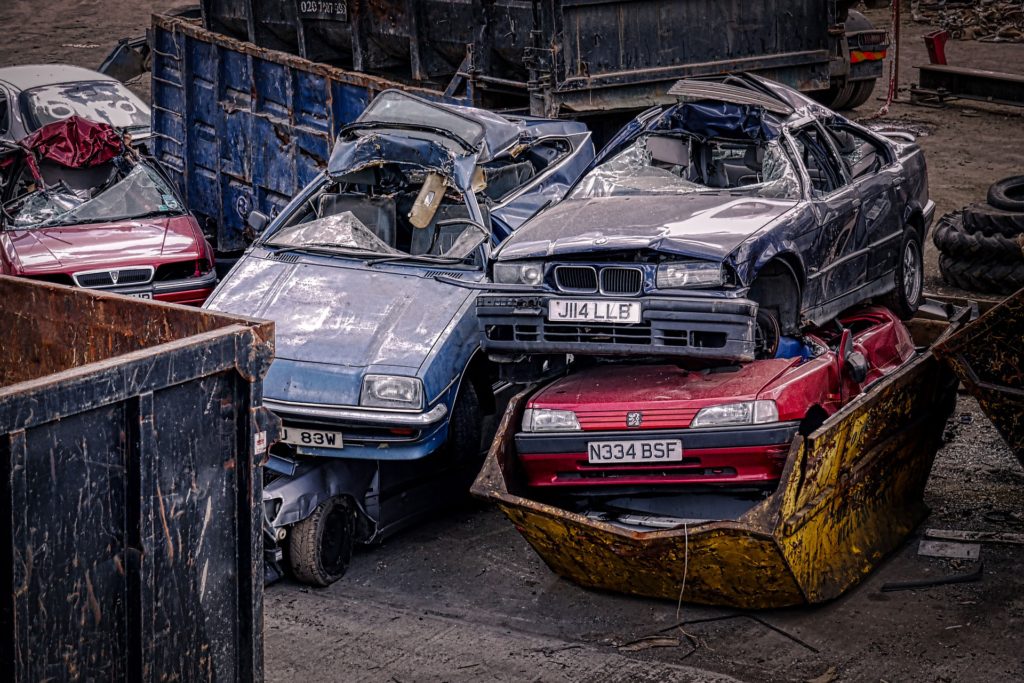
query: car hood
206 253 474 374
497 194 798 262
529 360 799 411
5 215 201 273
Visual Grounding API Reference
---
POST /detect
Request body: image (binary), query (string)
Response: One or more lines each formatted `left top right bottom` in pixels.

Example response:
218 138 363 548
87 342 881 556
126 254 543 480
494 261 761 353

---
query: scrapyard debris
880 563 984 592
912 1 1024 42
918 539 982 559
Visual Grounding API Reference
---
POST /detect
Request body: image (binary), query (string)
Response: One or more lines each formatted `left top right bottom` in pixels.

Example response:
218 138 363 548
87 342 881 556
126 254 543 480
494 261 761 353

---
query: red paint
518 306 915 490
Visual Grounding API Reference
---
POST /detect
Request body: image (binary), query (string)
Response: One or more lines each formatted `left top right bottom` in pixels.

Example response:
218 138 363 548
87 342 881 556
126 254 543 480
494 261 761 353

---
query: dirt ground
3 1 1022 681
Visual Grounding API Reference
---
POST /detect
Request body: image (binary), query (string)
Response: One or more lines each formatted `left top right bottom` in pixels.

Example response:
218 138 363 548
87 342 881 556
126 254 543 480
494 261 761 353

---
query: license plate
548 299 640 324
297 0 347 21
127 292 152 299
282 427 344 449
587 439 683 464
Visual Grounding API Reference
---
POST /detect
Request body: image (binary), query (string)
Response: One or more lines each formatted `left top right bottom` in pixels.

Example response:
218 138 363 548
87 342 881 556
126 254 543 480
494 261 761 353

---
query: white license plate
548 299 640 324
587 439 683 464
127 292 153 299
282 427 344 449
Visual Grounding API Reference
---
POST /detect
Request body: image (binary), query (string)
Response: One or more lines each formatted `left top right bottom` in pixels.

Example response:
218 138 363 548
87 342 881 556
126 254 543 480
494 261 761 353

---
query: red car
0 116 216 305
515 306 915 492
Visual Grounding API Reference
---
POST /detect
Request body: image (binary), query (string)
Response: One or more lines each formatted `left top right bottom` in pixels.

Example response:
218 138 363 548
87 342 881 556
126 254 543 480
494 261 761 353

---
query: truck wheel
828 81 856 110
883 227 924 319
288 496 355 587
962 203 1024 237
846 80 877 109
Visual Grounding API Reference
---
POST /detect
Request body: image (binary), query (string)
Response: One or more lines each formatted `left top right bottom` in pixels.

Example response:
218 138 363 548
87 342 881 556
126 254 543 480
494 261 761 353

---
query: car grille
73 267 154 289
554 265 597 292
600 267 643 295
486 320 727 350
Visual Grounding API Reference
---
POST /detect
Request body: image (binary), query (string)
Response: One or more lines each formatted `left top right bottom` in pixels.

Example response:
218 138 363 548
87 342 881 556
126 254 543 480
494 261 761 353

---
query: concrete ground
3 1 1022 680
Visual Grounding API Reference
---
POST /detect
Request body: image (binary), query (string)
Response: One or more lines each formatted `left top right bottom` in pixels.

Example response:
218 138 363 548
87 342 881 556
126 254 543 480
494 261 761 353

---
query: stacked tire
934 176 1024 295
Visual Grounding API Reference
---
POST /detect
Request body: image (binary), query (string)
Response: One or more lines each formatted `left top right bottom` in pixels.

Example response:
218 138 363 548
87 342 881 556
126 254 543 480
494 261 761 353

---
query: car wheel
754 308 781 360
288 496 355 587
448 379 485 490
883 227 924 319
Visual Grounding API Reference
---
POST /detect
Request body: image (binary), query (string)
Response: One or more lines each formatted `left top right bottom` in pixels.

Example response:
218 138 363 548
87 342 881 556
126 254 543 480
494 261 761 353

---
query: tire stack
934 176 1024 295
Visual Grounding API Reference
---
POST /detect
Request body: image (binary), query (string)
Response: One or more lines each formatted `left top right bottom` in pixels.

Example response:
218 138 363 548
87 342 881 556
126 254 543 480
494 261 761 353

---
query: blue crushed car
205 90 593 585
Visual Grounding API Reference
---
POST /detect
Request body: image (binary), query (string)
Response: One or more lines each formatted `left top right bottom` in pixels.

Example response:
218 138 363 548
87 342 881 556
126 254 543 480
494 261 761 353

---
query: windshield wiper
266 242 392 259
365 253 473 267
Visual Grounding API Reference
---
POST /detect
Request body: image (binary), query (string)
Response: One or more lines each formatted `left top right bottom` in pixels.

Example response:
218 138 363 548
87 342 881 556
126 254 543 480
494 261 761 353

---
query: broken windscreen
357 91 485 151
572 135 800 200
21 81 150 132
5 162 183 229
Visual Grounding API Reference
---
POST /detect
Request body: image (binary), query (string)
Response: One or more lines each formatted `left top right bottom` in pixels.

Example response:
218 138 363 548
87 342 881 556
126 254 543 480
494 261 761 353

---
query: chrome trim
599 266 644 296
151 269 218 291
263 398 449 426
554 265 598 293
72 265 155 288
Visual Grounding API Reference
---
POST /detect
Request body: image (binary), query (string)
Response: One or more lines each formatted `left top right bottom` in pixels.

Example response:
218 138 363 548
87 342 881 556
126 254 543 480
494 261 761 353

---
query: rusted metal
472 310 968 609
934 286 1024 469
913 64 1024 108
0 276 278 681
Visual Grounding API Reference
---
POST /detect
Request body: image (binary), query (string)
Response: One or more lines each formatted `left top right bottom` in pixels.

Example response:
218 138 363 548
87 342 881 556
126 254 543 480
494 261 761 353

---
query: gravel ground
2 1 1022 681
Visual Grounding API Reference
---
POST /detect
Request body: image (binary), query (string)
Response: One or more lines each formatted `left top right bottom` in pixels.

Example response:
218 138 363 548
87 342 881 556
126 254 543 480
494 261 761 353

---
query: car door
788 123 866 317
822 121 904 289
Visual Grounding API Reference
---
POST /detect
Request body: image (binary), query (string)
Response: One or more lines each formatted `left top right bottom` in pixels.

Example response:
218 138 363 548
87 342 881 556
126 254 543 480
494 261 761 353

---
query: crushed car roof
0 64 118 90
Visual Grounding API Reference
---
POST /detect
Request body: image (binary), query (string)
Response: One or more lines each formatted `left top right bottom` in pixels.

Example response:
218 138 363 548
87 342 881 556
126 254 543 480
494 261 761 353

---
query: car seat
409 203 490 256
480 161 535 201
318 193 397 247
37 159 118 195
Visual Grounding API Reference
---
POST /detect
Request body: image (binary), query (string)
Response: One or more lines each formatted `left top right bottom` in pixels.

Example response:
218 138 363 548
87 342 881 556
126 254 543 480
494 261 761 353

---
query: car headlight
522 408 581 432
656 261 724 289
690 400 778 428
361 375 424 409
493 261 544 286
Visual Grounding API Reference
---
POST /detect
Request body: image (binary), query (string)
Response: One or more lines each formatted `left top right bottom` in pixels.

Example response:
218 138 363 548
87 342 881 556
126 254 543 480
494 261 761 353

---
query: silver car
0 64 150 145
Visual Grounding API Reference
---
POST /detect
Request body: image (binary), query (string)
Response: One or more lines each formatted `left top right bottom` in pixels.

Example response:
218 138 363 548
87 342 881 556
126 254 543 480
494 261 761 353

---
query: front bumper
98 270 218 305
515 422 800 489
263 397 450 461
478 293 757 361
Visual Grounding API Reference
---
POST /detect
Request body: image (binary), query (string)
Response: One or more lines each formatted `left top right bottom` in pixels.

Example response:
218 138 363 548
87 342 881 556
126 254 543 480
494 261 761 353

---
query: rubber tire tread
939 254 1024 295
987 175 1024 213
962 202 1024 237
932 212 1024 262
288 496 355 587
883 227 924 319
448 379 484 492
846 80 876 109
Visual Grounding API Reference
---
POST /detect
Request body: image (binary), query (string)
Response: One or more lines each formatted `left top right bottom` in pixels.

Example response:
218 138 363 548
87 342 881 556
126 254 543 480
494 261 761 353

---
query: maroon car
515 306 915 492
0 116 215 304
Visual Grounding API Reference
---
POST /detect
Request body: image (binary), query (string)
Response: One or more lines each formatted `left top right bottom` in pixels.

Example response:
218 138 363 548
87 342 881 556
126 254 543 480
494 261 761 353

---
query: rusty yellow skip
472 312 968 609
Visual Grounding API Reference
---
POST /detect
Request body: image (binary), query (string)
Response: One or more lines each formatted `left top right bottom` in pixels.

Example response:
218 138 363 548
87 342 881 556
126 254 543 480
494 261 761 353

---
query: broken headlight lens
656 261 724 289
690 400 778 428
361 375 424 410
493 261 544 286
521 408 581 432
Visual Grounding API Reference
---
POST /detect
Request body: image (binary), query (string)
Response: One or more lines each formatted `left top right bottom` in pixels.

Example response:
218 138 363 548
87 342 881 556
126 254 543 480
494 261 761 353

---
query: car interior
645 134 767 188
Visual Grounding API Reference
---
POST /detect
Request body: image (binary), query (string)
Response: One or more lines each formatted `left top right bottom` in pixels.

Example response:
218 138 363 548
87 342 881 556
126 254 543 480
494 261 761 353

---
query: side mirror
246 209 269 235
845 351 870 384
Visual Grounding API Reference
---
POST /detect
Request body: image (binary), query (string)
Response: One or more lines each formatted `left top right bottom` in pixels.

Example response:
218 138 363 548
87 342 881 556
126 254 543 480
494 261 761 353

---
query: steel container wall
0 276 279 682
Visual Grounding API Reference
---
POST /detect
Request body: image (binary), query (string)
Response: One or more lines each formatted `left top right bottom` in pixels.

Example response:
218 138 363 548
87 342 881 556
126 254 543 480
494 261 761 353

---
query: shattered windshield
572 135 800 200
358 91 484 150
22 81 150 132
262 170 488 265
5 163 183 229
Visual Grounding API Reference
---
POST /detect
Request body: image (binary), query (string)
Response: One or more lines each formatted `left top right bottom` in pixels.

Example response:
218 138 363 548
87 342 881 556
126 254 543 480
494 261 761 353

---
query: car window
824 124 890 180
571 134 800 200
791 125 847 198
21 81 150 132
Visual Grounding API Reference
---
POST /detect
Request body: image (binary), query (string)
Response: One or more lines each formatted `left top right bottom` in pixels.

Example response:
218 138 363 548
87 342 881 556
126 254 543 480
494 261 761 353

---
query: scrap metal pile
911 0 1024 42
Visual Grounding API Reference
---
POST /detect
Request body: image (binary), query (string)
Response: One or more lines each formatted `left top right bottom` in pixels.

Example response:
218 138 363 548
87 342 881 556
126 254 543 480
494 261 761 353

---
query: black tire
830 81 857 110
962 202 1024 237
288 496 355 587
448 379 485 491
987 175 1024 213
883 227 924 319
754 308 781 360
846 79 877 109
932 212 1024 263
939 254 1024 295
